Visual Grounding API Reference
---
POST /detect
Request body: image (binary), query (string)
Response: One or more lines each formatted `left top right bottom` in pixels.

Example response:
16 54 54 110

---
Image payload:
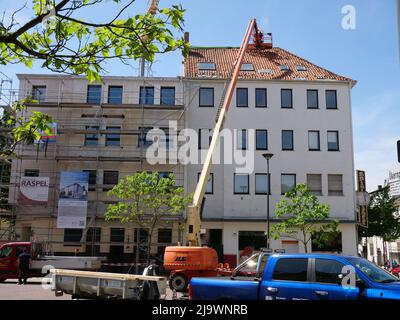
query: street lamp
262 153 273 249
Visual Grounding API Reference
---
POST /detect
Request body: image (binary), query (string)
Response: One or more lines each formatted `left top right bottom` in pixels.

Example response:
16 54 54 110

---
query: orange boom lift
163 19 273 291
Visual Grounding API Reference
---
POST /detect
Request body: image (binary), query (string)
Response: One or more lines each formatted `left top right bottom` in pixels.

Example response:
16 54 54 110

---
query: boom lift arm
186 19 266 246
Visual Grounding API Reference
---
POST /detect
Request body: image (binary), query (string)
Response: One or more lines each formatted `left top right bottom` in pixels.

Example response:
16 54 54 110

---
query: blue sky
0 0 399 191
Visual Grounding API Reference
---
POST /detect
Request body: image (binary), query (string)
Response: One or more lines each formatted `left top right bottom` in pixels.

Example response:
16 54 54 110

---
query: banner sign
57 171 89 229
18 177 49 205
356 170 368 228
388 168 400 198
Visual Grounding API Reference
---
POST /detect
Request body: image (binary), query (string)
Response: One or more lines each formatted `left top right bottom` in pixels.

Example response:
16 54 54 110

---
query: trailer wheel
169 274 188 292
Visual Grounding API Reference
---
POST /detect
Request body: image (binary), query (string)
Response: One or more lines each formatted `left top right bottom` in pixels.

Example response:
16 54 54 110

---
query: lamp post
262 153 273 249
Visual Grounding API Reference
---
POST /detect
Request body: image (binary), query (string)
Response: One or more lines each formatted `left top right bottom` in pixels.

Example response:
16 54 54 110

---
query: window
103 171 119 191
160 87 175 105
198 172 213 194
86 227 101 242
108 86 123 104
236 88 248 107
280 65 290 71
315 259 345 285
32 86 46 102
255 173 270 194
0 246 13 258
105 126 120 146
326 90 337 109
272 258 308 282
198 128 212 149
240 63 254 71
158 229 172 243
255 88 267 108
282 130 294 150
84 126 99 146
307 174 322 195
64 229 83 246
296 65 307 71
134 228 149 243
308 131 320 151
198 62 216 70
110 228 125 242
24 169 39 177
328 174 343 196
256 130 268 150
199 88 214 107
83 170 97 191
281 174 296 194
139 86 154 105
234 174 249 194
237 129 248 150
138 127 153 147
87 85 102 104
281 89 293 108
327 131 339 151
307 89 319 109
159 127 173 149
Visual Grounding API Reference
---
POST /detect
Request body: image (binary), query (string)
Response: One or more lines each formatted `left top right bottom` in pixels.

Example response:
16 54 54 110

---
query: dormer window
198 62 216 70
280 65 290 71
240 63 254 71
296 65 307 71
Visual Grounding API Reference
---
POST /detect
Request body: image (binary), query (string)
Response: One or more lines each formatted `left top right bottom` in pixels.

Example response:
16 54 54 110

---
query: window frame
83 170 97 191
160 86 176 106
281 89 293 109
328 174 343 196
236 88 249 108
24 169 39 177
32 85 47 103
306 174 322 196
255 88 267 108
308 130 321 151
234 173 250 195
255 173 270 195
307 89 319 109
105 126 121 147
110 228 125 243
103 170 119 191
240 63 255 71
84 126 99 146
255 129 268 150
281 173 296 195
158 228 173 244
237 129 248 150
198 62 216 70
326 90 338 109
107 86 123 104
282 130 294 151
198 172 214 194
327 131 340 151
63 229 83 246
313 258 346 286
199 87 214 107
87 85 102 104
139 86 155 105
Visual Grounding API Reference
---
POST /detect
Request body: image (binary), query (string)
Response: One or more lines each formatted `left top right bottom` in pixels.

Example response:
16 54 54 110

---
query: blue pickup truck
188 252 400 300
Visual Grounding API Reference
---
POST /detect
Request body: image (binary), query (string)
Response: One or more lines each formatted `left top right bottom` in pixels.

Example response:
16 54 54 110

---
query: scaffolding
2 76 187 261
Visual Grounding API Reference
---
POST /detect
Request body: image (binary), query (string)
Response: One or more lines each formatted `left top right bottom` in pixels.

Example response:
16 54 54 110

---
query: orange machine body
164 246 218 271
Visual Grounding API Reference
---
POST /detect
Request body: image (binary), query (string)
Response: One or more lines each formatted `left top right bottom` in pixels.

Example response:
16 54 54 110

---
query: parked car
189 252 400 300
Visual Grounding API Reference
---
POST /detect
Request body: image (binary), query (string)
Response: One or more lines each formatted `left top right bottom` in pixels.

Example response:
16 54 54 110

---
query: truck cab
189 253 400 300
0 242 31 282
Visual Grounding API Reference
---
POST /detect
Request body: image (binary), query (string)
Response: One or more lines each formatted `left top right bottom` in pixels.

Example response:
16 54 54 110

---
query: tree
0 0 187 158
105 172 192 266
269 184 339 253
0 0 187 81
358 186 400 244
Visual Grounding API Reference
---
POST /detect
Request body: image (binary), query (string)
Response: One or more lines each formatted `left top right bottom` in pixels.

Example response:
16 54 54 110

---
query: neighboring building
184 46 358 266
8 74 185 262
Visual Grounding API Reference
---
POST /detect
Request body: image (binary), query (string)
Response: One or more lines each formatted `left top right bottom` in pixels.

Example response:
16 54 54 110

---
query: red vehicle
0 242 103 282
391 266 400 277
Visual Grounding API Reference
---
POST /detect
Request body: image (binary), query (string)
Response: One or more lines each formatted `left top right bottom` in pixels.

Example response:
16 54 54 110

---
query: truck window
0 246 13 258
234 254 259 277
272 258 308 282
315 259 345 285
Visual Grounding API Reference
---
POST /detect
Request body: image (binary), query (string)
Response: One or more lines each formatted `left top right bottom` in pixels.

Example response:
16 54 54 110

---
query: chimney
184 32 190 43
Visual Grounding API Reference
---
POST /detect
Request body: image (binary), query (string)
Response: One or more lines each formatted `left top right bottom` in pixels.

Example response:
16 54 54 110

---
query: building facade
8 74 186 262
184 47 358 266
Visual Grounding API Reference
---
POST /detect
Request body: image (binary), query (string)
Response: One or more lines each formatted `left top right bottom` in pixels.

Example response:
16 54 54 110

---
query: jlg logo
175 256 187 262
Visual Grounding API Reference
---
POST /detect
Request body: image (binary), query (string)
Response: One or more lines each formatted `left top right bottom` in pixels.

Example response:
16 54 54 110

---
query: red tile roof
184 47 356 86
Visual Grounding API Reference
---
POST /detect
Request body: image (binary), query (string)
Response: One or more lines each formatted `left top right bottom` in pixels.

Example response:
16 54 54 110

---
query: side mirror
356 279 366 291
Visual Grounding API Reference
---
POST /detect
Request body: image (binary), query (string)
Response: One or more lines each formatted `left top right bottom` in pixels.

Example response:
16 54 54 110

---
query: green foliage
0 0 188 81
358 186 400 242
105 172 192 261
0 100 53 159
270 184 338 252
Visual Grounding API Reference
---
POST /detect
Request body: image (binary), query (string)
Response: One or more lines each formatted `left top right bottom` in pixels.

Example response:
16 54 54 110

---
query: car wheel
169 274 188 292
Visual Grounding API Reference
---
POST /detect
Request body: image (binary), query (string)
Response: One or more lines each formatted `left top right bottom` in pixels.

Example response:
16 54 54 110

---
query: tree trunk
135 225 140 274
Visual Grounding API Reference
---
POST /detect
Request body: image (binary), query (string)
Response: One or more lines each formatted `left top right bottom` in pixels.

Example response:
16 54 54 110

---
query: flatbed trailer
51 265 167 300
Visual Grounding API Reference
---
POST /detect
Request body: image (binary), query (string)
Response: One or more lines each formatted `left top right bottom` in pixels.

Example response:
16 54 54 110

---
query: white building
184 46 358 266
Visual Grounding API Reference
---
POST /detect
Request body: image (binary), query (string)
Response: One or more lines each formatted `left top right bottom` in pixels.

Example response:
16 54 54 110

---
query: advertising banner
57 171 89 229
18 177 49 205
388 168 400 198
